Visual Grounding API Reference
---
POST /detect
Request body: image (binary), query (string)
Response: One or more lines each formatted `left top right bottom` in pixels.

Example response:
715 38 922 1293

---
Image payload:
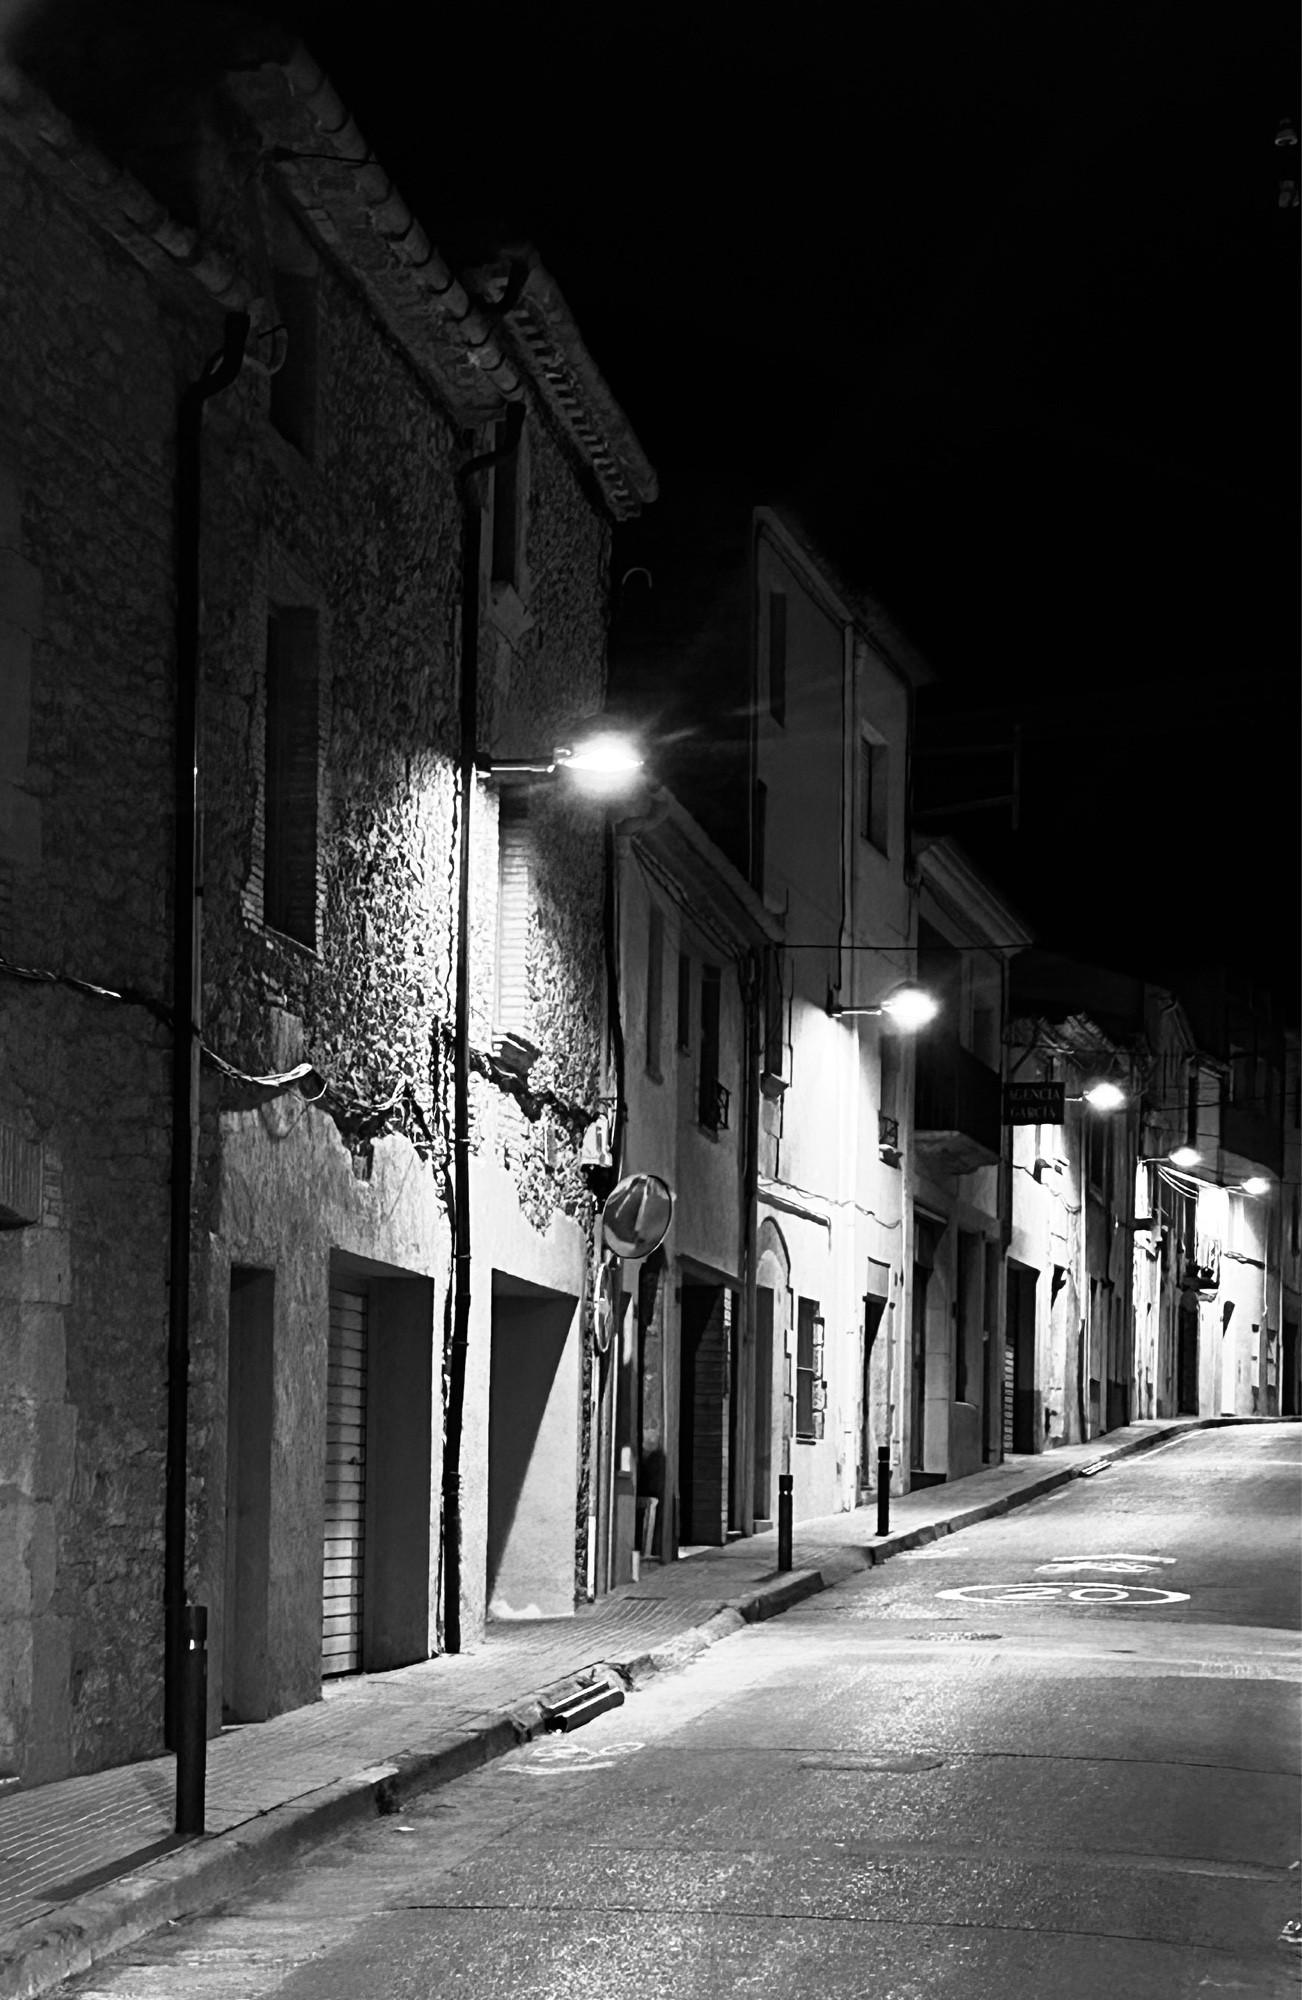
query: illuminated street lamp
829 983 939 1029
1239 1176 1271 1197
481 724 644 791
1083 1080 1126 1111
1139 1145 1202 1170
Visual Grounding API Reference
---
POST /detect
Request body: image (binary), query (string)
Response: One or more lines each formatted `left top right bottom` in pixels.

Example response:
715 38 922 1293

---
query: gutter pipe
166 313 249 1753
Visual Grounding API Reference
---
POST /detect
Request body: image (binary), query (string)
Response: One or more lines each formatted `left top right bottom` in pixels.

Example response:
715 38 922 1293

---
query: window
495 794 532 1040
263 608 320 947
269 272 318 458
767 589 787 725
491 416 522 588
879 1030 900 1160
859 734 889 853
645 905 664 1077
698 964 727 1131
763 947 786 1079
796 1296 823 1441
676 951 692 1052
1087 1113 1109 1196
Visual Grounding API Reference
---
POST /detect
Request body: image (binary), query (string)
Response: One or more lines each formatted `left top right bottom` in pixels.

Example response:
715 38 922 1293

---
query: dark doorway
679 1280 730 1546
1177 1300 1200 1414
860 1291 887 1498
910 1267 929 1473
753 1285 774 1523
637 1257 668 1558
1005 1262 1039 1453
1283 1320 1298 1418
224 1268 274 1721
910 1218 943 1474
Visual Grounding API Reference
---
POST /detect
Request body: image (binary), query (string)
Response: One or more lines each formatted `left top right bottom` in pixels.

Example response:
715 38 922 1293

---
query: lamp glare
880 986 939 1030
1168 1146 1202 1168
1084 1081 1126 1111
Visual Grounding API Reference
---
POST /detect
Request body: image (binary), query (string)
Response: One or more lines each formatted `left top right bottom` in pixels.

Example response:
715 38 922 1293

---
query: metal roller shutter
323 1286 367 1676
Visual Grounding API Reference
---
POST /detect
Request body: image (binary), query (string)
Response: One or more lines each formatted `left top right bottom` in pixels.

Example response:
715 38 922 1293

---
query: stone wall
0 58 616 1776
0 117 185 1779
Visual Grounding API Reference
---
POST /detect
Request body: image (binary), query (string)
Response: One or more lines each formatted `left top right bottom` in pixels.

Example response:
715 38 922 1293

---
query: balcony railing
914 1036 1002 1172
699 1076 730 1134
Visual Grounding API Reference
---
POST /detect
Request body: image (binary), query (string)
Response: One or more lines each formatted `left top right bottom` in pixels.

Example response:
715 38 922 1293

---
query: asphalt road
68 1423 1301 1999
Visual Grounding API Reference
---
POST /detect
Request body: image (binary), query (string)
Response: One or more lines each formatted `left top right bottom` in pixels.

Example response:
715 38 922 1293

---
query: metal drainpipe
165 313 249 1752
443 404 524 1654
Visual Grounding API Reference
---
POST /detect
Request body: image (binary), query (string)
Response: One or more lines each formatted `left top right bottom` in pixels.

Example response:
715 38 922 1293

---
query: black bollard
175 1603 208 1836
876 1445 891 1537
777 1473 793 1572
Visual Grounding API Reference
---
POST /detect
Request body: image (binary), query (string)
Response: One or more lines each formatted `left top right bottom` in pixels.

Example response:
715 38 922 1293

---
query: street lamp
829 983 939 1028
480 724 644 790
1139 1147 1202 1170
1083 1080 1126 1111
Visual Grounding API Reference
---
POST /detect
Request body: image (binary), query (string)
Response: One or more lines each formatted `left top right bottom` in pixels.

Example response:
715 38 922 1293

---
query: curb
0 1566 829 2000
0 1417 1274 1998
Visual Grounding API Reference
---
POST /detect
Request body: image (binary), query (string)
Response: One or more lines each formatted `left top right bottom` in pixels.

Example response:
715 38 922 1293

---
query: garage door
323 1285 367 1676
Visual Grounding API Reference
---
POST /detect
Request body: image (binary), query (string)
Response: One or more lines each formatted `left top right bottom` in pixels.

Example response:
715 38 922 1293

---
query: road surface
67 1422 1302 1998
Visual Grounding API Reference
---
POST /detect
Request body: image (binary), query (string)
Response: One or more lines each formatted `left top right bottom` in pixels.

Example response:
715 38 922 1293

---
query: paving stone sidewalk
0 1418 1217 1998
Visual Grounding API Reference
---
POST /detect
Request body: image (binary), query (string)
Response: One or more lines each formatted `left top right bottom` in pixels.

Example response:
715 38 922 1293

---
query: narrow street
66 1425 1300 2000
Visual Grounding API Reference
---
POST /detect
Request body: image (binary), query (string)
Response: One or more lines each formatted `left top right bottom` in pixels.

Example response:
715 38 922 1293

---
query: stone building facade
0 33 652 1782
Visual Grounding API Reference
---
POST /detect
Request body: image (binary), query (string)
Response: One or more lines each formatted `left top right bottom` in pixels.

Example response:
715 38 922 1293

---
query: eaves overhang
915 836 1034 952
619 787 782 956
756 505 935 690
232 48 657 519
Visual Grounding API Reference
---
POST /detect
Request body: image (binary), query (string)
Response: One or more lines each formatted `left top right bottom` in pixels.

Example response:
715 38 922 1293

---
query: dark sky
219 5 1302 1001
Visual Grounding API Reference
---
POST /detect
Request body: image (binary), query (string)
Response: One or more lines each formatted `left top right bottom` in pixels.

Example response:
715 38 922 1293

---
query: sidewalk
0 1417 1231 1998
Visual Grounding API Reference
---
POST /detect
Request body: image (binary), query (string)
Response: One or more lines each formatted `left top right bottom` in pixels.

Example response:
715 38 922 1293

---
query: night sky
48 2 1302 1000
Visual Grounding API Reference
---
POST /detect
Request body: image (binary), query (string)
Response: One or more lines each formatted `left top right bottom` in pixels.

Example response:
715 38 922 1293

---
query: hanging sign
1004 1080 1064 1125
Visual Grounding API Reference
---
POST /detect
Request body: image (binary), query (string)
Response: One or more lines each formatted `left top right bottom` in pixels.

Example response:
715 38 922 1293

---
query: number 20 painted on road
936 1583 1190 1607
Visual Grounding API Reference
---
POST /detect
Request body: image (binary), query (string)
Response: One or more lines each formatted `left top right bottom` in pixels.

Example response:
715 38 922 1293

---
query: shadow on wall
487 1275 577 1619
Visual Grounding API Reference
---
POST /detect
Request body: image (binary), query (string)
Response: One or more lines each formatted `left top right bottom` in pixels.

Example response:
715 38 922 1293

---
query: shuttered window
495 794 532 1038
796 1296 823 1441
264 608 320 948
323 1286 367 1676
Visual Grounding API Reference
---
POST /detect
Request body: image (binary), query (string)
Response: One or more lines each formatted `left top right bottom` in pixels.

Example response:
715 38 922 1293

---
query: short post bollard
777 1472 793 1572
876 1445 891 1537
175 1603 207 1836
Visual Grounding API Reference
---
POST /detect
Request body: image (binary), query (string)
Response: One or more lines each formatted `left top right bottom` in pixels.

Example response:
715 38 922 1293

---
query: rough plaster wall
0 137 183 1780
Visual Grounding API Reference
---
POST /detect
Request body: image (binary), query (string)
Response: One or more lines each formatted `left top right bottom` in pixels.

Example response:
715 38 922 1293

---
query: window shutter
264 608 320 948
496 796 532 1036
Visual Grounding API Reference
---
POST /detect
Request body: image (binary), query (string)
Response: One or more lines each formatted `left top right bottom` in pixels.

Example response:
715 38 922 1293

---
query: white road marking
1036 1554 1176 1575
937 1583 1189 1607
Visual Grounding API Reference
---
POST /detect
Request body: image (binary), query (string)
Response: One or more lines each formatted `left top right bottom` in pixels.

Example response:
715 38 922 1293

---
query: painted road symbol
1035 1553 1177 1576
936 1583 1189 1607
516 1739 644 1774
